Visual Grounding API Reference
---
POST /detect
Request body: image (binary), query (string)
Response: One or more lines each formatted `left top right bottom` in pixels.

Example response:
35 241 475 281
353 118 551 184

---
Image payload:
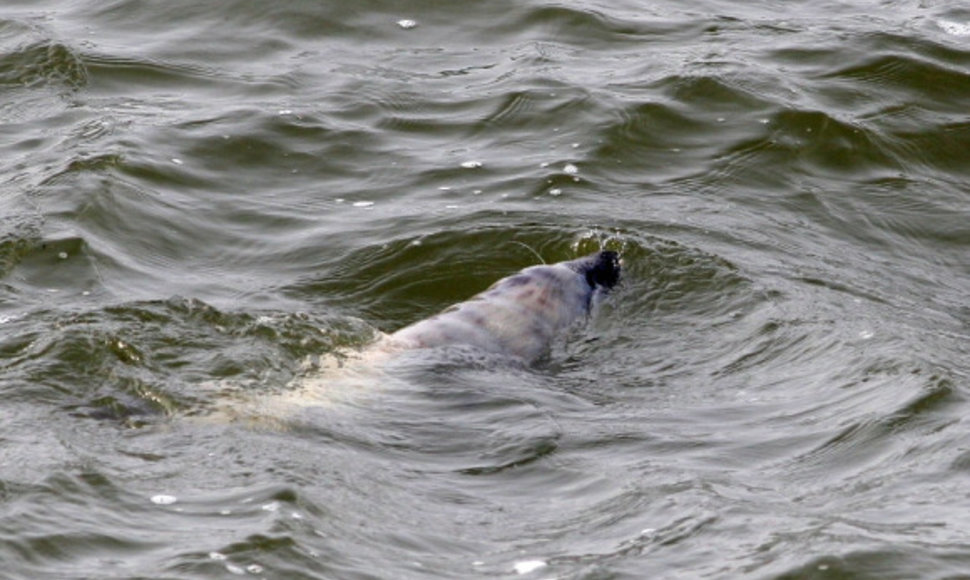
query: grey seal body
203 251 620 422
385 250 620 363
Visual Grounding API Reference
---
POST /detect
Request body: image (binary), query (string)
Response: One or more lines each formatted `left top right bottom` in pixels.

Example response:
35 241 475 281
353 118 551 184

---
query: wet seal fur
207 251 620 422
380 250 621 363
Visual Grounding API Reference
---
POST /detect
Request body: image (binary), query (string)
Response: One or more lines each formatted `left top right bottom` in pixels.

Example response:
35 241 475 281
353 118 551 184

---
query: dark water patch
0 224 41 282
771 547 970 580
657 74 771 115
822 50 970 114
3 234 105 299
595 100 717 184
749 109 897 180
0 20 86 92
476 85 594 135
620 235 748 319
83 54 245 95
173 108 388 192
890 120 970 178
510 3 692 47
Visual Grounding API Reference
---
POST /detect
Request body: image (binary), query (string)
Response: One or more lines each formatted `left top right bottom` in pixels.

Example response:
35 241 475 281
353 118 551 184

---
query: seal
207 251 620 423
380 250 620 363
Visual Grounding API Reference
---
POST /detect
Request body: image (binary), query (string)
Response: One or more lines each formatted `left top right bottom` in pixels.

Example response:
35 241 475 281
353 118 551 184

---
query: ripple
822 50 970 112
0 21 87 92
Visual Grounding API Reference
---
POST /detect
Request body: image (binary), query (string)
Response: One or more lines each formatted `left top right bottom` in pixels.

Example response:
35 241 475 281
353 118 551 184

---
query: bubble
225 564 246 575
150 494 177 505
261 501 280 512
397 19 418 29
563 163 578 174
58 251 68 259
352 201 374 208
209 552 227 561
460 160 482 168
171 158 183 165
549 188 562 196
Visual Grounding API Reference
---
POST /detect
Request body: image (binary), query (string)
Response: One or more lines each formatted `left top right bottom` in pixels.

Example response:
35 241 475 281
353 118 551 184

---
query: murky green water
2 1 970 578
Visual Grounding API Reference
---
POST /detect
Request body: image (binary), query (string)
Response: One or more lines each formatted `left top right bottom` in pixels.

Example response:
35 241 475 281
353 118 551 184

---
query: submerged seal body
205 251 620 423
382 250 621 363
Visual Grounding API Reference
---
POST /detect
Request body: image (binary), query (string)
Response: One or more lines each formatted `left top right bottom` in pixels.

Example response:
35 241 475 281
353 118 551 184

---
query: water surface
1 1 970 578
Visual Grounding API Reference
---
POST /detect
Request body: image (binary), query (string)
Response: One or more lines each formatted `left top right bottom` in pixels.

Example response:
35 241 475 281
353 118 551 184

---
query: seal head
568 250 621 292
388 251 621 363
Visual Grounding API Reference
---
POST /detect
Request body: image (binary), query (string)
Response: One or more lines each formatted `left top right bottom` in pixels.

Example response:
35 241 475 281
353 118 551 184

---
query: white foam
150 494 177 505
397 19 418 29
513 560 547 574
939 19 970 36
461 160 482 168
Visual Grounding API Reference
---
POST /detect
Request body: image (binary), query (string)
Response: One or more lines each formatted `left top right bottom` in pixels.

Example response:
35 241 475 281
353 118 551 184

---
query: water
2 0 969 578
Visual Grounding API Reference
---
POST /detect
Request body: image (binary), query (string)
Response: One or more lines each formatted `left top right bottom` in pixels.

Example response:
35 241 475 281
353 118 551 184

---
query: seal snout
582 250 621 290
